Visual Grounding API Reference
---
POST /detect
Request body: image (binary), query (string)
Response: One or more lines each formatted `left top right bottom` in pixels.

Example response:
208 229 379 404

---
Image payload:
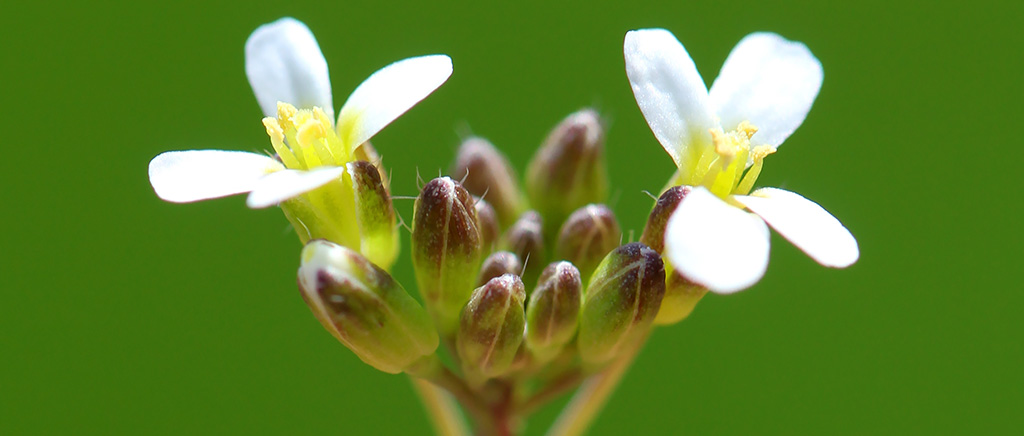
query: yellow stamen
267 102 356 170
734 145 775 195
676 120 772 199
736 121 758 141
296 118 335 166
263 117 300 169
276 102 299 132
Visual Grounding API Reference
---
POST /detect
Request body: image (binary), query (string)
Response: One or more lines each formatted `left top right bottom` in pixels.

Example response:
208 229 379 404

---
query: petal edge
246 166 346 209
735 188 858 268
337 54 453 150
708 32 822 148
149 150 283 203
624 29 716 167
245 17 334 118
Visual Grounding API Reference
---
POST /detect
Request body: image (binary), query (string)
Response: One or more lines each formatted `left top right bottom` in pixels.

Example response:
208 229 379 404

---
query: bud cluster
291 108 699 433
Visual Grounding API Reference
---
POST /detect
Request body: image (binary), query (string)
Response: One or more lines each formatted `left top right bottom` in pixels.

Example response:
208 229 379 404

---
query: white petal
149 150 283 203
246 166 346 209
708 32 823 148
624 28 716 167
734 188 858 268
245 17 334 119
337 55 452 149
664 187 770 294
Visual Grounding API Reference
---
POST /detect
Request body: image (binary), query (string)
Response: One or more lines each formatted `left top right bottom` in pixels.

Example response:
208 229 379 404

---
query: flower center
678 121 775 199
262 102 351 171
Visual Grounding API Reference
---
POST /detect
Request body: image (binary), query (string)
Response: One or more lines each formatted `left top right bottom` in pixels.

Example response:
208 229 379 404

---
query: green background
3 0 1021 434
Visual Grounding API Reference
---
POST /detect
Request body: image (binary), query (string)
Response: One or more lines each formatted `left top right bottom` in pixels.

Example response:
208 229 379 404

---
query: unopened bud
555 204 621 280
526 109 608 236
412 177 482 334
457 274 527 382
347 160 399 270
578 243 665 365
297 240 439 374
352 141 388 190
477 251 523 287
506 211 546 289
451 137 523 227
654 267 708 325
640 186 691 254
525 262 582 361
474 197 501 254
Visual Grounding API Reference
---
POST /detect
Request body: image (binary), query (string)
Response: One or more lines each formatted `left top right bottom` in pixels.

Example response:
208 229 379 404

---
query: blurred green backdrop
3 0 1021 434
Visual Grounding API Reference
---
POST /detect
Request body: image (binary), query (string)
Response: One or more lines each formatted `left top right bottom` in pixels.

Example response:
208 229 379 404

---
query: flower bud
412 177 482 334
654 267 708 325
506 211 546 289
451 137 523 227
477 251 523 287
639 186 691 254
297 240 439 374
578 243 665 365
347 160 399 270
352 141 388 190
525 262 582 361
457 274 527 382
555 204 621 280
525 109 608 236
474 197 501 254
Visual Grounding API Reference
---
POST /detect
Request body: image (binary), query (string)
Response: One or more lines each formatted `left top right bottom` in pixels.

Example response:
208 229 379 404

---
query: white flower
624 28 858 294
148 17 452 210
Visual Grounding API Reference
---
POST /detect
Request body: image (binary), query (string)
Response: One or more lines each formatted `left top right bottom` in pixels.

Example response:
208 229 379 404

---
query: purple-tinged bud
477 251 523 287
352 141 388 190
654 267 708 325
526 262 582 361
451 137 524 227
639 186 691 254
526 109 608 236
555 204 621 280
578 243 665 365
474 197 501 254
347 160 398 270
412 177 482 334
297 240 439 374
506 211 546 289
457 274 527 382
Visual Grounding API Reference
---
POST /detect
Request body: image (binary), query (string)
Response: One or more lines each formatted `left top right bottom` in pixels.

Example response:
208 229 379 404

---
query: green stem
544 334 649 436
408 355 497 434
411 377 471 436
516 369 585 416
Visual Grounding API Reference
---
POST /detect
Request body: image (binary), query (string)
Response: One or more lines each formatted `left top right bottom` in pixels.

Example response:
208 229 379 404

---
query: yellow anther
735 121 758 140
262 117 284 141
694 121 767 198
710 127 735 158
291 109 314 131
750 145 776 161
296 116 328 146
276 102 299 131
263 117 301 169
710 122 757 161
313 107 333 129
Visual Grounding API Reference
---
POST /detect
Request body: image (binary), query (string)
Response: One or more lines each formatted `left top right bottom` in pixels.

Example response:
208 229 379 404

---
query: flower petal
734 188 858 268
624 28 716 167
708 32 823 148
245 17 334 119
246 166 346 209
149 150 283 203
664 187 770 294
337 54 452 149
